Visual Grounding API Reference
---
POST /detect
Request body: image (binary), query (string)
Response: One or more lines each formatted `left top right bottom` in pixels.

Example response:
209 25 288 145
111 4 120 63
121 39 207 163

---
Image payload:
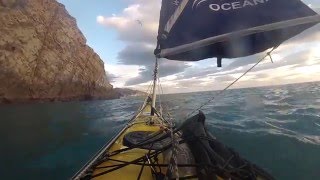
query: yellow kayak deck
92 115 166 180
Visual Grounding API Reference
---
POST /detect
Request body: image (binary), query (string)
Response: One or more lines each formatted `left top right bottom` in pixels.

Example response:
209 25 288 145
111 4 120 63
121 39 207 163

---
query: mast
151 58 158 116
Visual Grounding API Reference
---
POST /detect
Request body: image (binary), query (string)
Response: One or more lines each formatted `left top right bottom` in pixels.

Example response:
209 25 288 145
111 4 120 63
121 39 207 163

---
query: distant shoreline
159 80 320 95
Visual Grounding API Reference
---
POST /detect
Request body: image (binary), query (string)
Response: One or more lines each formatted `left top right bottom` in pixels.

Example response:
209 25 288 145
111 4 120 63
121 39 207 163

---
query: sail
155 0 320 61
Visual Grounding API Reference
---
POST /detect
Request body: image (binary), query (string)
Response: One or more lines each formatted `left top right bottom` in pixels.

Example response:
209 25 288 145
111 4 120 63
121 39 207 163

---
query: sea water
1 81 320 179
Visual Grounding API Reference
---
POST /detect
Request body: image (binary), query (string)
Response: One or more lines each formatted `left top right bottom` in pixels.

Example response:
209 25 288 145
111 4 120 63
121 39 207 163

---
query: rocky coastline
0 0 119 104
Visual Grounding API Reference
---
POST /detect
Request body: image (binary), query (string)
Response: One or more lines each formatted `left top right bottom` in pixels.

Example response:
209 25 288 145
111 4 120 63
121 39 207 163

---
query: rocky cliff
0 0 118 103
114 88 147 98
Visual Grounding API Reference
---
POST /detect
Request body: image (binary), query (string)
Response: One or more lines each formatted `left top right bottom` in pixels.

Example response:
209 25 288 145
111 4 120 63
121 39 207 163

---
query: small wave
263 121 320 145
293 107 320 114
265 117 297 124
264 121 297 135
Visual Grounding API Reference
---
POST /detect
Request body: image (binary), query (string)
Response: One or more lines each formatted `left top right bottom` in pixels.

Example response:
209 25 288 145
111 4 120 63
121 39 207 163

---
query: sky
58 0 320 94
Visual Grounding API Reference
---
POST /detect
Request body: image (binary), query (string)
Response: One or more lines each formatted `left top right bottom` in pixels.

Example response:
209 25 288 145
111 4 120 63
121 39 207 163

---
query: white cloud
97 0 160 44
96 15 105 24
104 64 140 87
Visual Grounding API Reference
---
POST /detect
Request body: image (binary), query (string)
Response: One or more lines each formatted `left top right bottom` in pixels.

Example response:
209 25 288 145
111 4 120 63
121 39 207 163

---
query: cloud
218 22 320 72
176 65 221 80
223 54 263 70
97 1 159 44
98 0 190 86
214 75 235 82
106 72 118 83
253 73 269 79
214 41 319 77
125 59 190 86
104 64 140 87
96 15 104 24
117 43 155 66
284 24 320 45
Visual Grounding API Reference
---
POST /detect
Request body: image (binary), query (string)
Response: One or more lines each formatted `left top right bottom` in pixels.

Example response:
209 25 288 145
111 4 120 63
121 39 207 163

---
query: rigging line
128 96 153 124
105 130 167 159
96 162 221 168
146 154 157 173
158 78 168 112
157 76 163 114
144 80 154 100
100 158 256 179
138 147 153 180
140 79 153 103
156 76 173 125
124 92 152 120
158 77 174 121
185 44 281 119
95 138 197 177
165 111 179 179
152 154 162 173
92 148 162 178
157 77 172 124
127 82 152 119
129 80 153 119
137 158 146 180
93 140 181 178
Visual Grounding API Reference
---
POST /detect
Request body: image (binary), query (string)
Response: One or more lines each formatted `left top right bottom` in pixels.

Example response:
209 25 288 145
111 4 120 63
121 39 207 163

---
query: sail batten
156 0 319 61
164 0 189 33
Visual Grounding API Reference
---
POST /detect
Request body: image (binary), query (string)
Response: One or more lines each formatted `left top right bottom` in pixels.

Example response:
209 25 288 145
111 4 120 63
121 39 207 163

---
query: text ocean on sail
195 0 270 12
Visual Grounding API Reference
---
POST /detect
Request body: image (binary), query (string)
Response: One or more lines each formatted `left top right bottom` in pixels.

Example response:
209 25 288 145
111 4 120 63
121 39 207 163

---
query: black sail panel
156 0 319 61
